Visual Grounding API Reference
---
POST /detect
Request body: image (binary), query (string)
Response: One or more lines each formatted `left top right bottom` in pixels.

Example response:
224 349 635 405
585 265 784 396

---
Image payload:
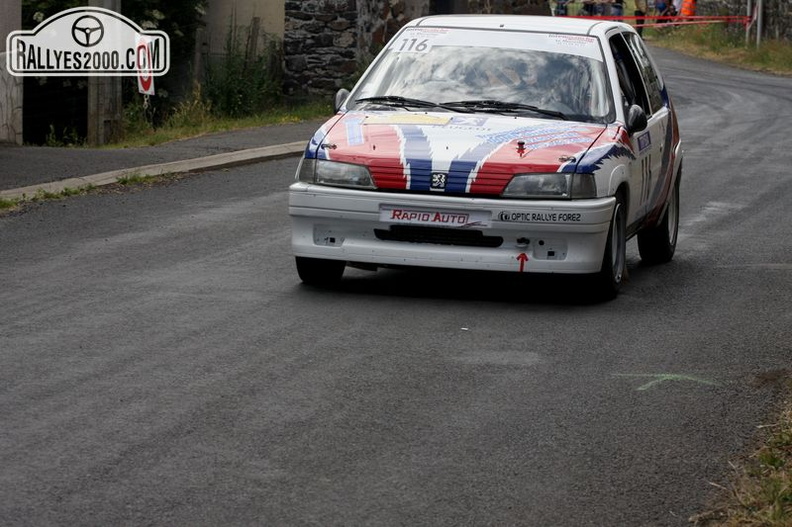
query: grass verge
691 381 792 525
0 173 192 216
645 23 792 77
109 99 333 149
0 186 96 216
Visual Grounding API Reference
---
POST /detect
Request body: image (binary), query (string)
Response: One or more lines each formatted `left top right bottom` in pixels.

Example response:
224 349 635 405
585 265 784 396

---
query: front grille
374 226 503 248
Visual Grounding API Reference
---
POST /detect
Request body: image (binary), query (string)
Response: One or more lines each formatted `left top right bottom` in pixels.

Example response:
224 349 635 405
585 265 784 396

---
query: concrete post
0 0 23 145
87 0 123 145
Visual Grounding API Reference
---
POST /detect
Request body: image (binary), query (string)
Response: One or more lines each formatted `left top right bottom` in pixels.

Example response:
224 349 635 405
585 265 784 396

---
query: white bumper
289 183 615 274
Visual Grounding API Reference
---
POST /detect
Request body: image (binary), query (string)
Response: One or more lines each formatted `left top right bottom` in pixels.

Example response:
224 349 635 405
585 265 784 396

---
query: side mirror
334 88 350 113
626 104 648 134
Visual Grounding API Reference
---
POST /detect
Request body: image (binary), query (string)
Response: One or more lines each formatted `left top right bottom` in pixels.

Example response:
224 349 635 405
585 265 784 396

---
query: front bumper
289 183 615 274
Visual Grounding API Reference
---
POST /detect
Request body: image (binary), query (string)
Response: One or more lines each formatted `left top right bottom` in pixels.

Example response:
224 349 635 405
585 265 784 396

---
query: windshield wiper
355 95 473 113
356 95 440 108
442 100 567 120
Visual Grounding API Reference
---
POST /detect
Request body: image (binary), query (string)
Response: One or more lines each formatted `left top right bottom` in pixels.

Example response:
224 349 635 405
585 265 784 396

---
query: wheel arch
605 164 631 214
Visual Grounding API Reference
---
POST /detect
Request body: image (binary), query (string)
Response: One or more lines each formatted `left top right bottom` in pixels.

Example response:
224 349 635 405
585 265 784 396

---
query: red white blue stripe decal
309 112 638 195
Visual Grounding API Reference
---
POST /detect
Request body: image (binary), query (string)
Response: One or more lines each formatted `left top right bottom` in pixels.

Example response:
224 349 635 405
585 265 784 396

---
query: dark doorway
23 77 88 146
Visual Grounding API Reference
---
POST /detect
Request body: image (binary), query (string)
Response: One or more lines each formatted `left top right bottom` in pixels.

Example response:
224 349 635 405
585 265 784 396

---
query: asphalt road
1 48 791 526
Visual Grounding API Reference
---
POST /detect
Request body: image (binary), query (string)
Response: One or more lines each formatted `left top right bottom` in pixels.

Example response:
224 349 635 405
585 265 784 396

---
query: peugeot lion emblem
430 172 447 190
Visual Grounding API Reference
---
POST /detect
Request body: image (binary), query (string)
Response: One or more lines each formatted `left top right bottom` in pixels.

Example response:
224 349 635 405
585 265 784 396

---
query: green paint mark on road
614 373 721 391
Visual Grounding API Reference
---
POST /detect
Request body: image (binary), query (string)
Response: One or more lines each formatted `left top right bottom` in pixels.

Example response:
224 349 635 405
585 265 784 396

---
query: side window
609 34 650 116
623 33 665 114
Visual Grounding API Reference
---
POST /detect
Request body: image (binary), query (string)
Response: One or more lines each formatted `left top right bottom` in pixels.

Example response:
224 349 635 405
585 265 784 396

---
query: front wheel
591 192 627 300
638 174 680 265
295 257 346 286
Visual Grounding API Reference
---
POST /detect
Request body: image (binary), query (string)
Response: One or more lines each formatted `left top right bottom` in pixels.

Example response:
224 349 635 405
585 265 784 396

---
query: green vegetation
110 13 332 149
0 197 19 212
22 0 210 146
203 21 282 118
111 96 332 148
0 172 198 215
116 174 155 186
0 186 100 215
116 172 188 187
691 388 792 526
44 125 85 147
645 23 792 76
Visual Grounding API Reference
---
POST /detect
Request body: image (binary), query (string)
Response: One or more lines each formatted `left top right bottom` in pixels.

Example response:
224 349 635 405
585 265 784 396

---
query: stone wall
466 0 550 15
283 0 361 95
358 1 431 62
283 0 551 96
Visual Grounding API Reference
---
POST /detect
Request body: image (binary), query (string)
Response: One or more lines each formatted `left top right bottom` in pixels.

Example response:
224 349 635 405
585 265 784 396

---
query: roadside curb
0 140 306 201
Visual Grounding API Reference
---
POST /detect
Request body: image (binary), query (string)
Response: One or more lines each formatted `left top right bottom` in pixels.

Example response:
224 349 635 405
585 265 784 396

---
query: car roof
408 14 632 38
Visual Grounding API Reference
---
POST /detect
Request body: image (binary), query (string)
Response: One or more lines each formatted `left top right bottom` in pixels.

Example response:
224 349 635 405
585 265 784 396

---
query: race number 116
396 38 430 53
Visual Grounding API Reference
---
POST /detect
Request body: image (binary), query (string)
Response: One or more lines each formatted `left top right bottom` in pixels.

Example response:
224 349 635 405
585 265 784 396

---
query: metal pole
756 0 763 47
745 0 752 46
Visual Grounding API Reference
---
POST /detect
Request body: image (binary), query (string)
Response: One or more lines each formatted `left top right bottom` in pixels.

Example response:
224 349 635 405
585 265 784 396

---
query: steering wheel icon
71 16 105 47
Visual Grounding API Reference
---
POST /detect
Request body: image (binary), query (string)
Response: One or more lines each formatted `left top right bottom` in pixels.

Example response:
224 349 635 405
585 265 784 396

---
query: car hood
305 111 619 195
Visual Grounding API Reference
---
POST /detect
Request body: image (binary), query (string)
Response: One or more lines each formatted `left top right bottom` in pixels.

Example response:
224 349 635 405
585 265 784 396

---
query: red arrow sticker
517 253 529 272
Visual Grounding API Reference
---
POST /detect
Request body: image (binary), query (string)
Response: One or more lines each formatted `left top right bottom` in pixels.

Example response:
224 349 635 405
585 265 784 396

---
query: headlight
297 158 376 189
502 173 596 199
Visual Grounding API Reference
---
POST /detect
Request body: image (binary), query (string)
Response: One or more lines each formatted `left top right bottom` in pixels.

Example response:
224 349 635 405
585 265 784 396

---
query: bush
203 22 283 118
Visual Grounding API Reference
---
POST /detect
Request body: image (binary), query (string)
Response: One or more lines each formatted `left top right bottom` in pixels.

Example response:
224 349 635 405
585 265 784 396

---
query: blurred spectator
634 0 648 35
555 0 569 16
655 0 678 21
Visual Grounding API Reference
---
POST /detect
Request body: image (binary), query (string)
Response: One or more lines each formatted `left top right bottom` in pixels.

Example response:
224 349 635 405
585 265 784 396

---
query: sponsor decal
5 7 169 77
637 131 651 152
480 124 597 147
549 34 599 49
449 116 489 127
345 118 364 146
365 114 451 126
498 211 583 223
381 206 491 227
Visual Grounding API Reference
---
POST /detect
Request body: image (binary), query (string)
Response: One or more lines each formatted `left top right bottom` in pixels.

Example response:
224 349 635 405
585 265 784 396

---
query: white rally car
289 15 683 299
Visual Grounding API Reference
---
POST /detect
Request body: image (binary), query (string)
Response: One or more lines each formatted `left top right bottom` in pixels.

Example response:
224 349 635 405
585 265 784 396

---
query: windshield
348 27 615 123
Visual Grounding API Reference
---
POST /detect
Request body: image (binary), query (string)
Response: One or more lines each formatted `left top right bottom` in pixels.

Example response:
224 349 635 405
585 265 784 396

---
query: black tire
592 192 627 300
295 257 346 286
638 174 680 265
